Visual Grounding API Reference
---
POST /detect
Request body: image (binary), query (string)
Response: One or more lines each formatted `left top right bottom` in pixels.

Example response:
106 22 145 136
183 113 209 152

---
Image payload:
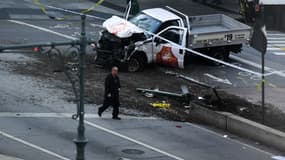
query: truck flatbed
188 14 251 48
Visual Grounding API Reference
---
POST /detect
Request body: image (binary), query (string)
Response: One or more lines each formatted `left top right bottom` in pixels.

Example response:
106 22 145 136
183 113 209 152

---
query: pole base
73 138 88 160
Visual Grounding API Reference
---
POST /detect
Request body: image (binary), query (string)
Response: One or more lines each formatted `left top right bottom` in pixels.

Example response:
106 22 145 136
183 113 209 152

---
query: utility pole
73 14 88 160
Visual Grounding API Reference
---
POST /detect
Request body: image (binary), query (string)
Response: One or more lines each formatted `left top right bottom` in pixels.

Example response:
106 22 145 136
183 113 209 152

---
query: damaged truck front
95 7 252 72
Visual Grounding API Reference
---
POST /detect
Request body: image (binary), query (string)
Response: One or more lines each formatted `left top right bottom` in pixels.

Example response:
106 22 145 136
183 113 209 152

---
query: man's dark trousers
99 93 120 118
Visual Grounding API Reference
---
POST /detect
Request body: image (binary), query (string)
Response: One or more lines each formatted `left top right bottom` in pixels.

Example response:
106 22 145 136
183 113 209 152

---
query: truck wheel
128 56 144 72
211 48 228 66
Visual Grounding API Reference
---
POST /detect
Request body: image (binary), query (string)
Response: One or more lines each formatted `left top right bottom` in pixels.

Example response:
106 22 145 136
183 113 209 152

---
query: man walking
98 66 121 120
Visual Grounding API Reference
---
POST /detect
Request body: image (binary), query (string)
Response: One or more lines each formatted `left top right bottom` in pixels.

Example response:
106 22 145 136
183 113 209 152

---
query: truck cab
95 7 251 72
96 8 188 72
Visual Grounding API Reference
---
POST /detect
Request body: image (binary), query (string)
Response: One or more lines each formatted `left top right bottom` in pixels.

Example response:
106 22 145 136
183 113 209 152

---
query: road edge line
85 120 185 160
8 20 77 40
0 130 71 160
230 55 285 77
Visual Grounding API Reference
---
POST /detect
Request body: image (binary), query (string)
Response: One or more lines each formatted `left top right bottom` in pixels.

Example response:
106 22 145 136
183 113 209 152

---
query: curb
191 1 240 15
89 0 125 12
189 103 285 152
0 155 23 160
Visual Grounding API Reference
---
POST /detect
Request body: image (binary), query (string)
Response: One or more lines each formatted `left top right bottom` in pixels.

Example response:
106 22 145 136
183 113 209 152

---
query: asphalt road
0 0 284 159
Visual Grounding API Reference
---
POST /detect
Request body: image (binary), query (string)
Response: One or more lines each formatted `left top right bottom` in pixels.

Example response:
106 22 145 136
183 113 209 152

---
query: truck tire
127 56 145 72
211 48 229 66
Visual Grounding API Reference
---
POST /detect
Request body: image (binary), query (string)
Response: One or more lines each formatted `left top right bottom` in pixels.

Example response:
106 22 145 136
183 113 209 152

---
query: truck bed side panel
188 14 252 49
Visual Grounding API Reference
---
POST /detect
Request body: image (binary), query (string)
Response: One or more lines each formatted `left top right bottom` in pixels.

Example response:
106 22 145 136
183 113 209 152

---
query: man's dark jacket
104 74 121 100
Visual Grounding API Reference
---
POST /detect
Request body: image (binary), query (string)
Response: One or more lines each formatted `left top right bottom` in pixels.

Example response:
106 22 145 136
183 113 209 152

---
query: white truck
95 7 252 72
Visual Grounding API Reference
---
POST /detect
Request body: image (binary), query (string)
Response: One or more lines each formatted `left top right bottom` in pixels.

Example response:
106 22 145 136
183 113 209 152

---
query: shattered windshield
129 13 161 34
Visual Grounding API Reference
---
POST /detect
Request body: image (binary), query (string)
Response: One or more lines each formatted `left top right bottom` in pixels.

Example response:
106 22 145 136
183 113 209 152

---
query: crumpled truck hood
102 16 144 38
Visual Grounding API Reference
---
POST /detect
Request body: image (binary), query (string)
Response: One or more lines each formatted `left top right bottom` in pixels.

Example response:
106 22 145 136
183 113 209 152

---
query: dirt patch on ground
7 51 285 132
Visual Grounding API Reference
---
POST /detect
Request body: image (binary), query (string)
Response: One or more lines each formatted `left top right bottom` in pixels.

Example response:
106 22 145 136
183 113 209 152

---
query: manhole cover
122 149 145 155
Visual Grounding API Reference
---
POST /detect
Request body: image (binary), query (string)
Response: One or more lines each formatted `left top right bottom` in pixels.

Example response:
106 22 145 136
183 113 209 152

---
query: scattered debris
136 85 191 103
239 107 249 113
176 125 182 128
118 158 132 160
184 110 190 114
51 24 70 29
144 92 154 98
165 71 224 108
198 97 205 100
184 106 191 109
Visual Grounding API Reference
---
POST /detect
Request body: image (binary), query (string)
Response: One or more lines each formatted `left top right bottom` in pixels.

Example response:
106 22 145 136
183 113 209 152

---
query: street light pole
250 4 267 124
260 5 266 124
0 12 91 160
261 45 265 124
73 14 88 160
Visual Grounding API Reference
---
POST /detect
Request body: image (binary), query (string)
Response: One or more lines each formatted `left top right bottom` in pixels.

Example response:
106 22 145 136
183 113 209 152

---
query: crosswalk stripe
268 37 285 40
268 41 285 44
267 33 285 36
272 52 285 56
267 48 283 51
267 44 285 48
267 31 285 56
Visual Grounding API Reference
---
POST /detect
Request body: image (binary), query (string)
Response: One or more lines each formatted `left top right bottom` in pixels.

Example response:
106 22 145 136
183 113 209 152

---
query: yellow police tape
150 102 171 109
33 0 105 20
256 79 266 91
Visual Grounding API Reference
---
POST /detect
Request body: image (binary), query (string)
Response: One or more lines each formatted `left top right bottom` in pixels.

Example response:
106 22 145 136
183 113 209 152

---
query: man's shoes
112 117 121 120
98 110 102 117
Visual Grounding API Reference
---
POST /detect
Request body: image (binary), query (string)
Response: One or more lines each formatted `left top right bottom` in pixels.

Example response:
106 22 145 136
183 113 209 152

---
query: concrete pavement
0 114 275 160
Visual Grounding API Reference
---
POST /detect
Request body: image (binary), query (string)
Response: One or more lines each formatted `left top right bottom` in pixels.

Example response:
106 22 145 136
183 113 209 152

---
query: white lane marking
267 33 285 36
8 20 77 40
268 41 285 44
184 122 274 156
268 44 285 48
204 73 232 85
0 112 157 120
85 120 185 160
272 156 285 160
230 55 285 78
272 52 285 56
0 130 70 160
268 37 285 40
267 44 285 50
267 48 284 51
